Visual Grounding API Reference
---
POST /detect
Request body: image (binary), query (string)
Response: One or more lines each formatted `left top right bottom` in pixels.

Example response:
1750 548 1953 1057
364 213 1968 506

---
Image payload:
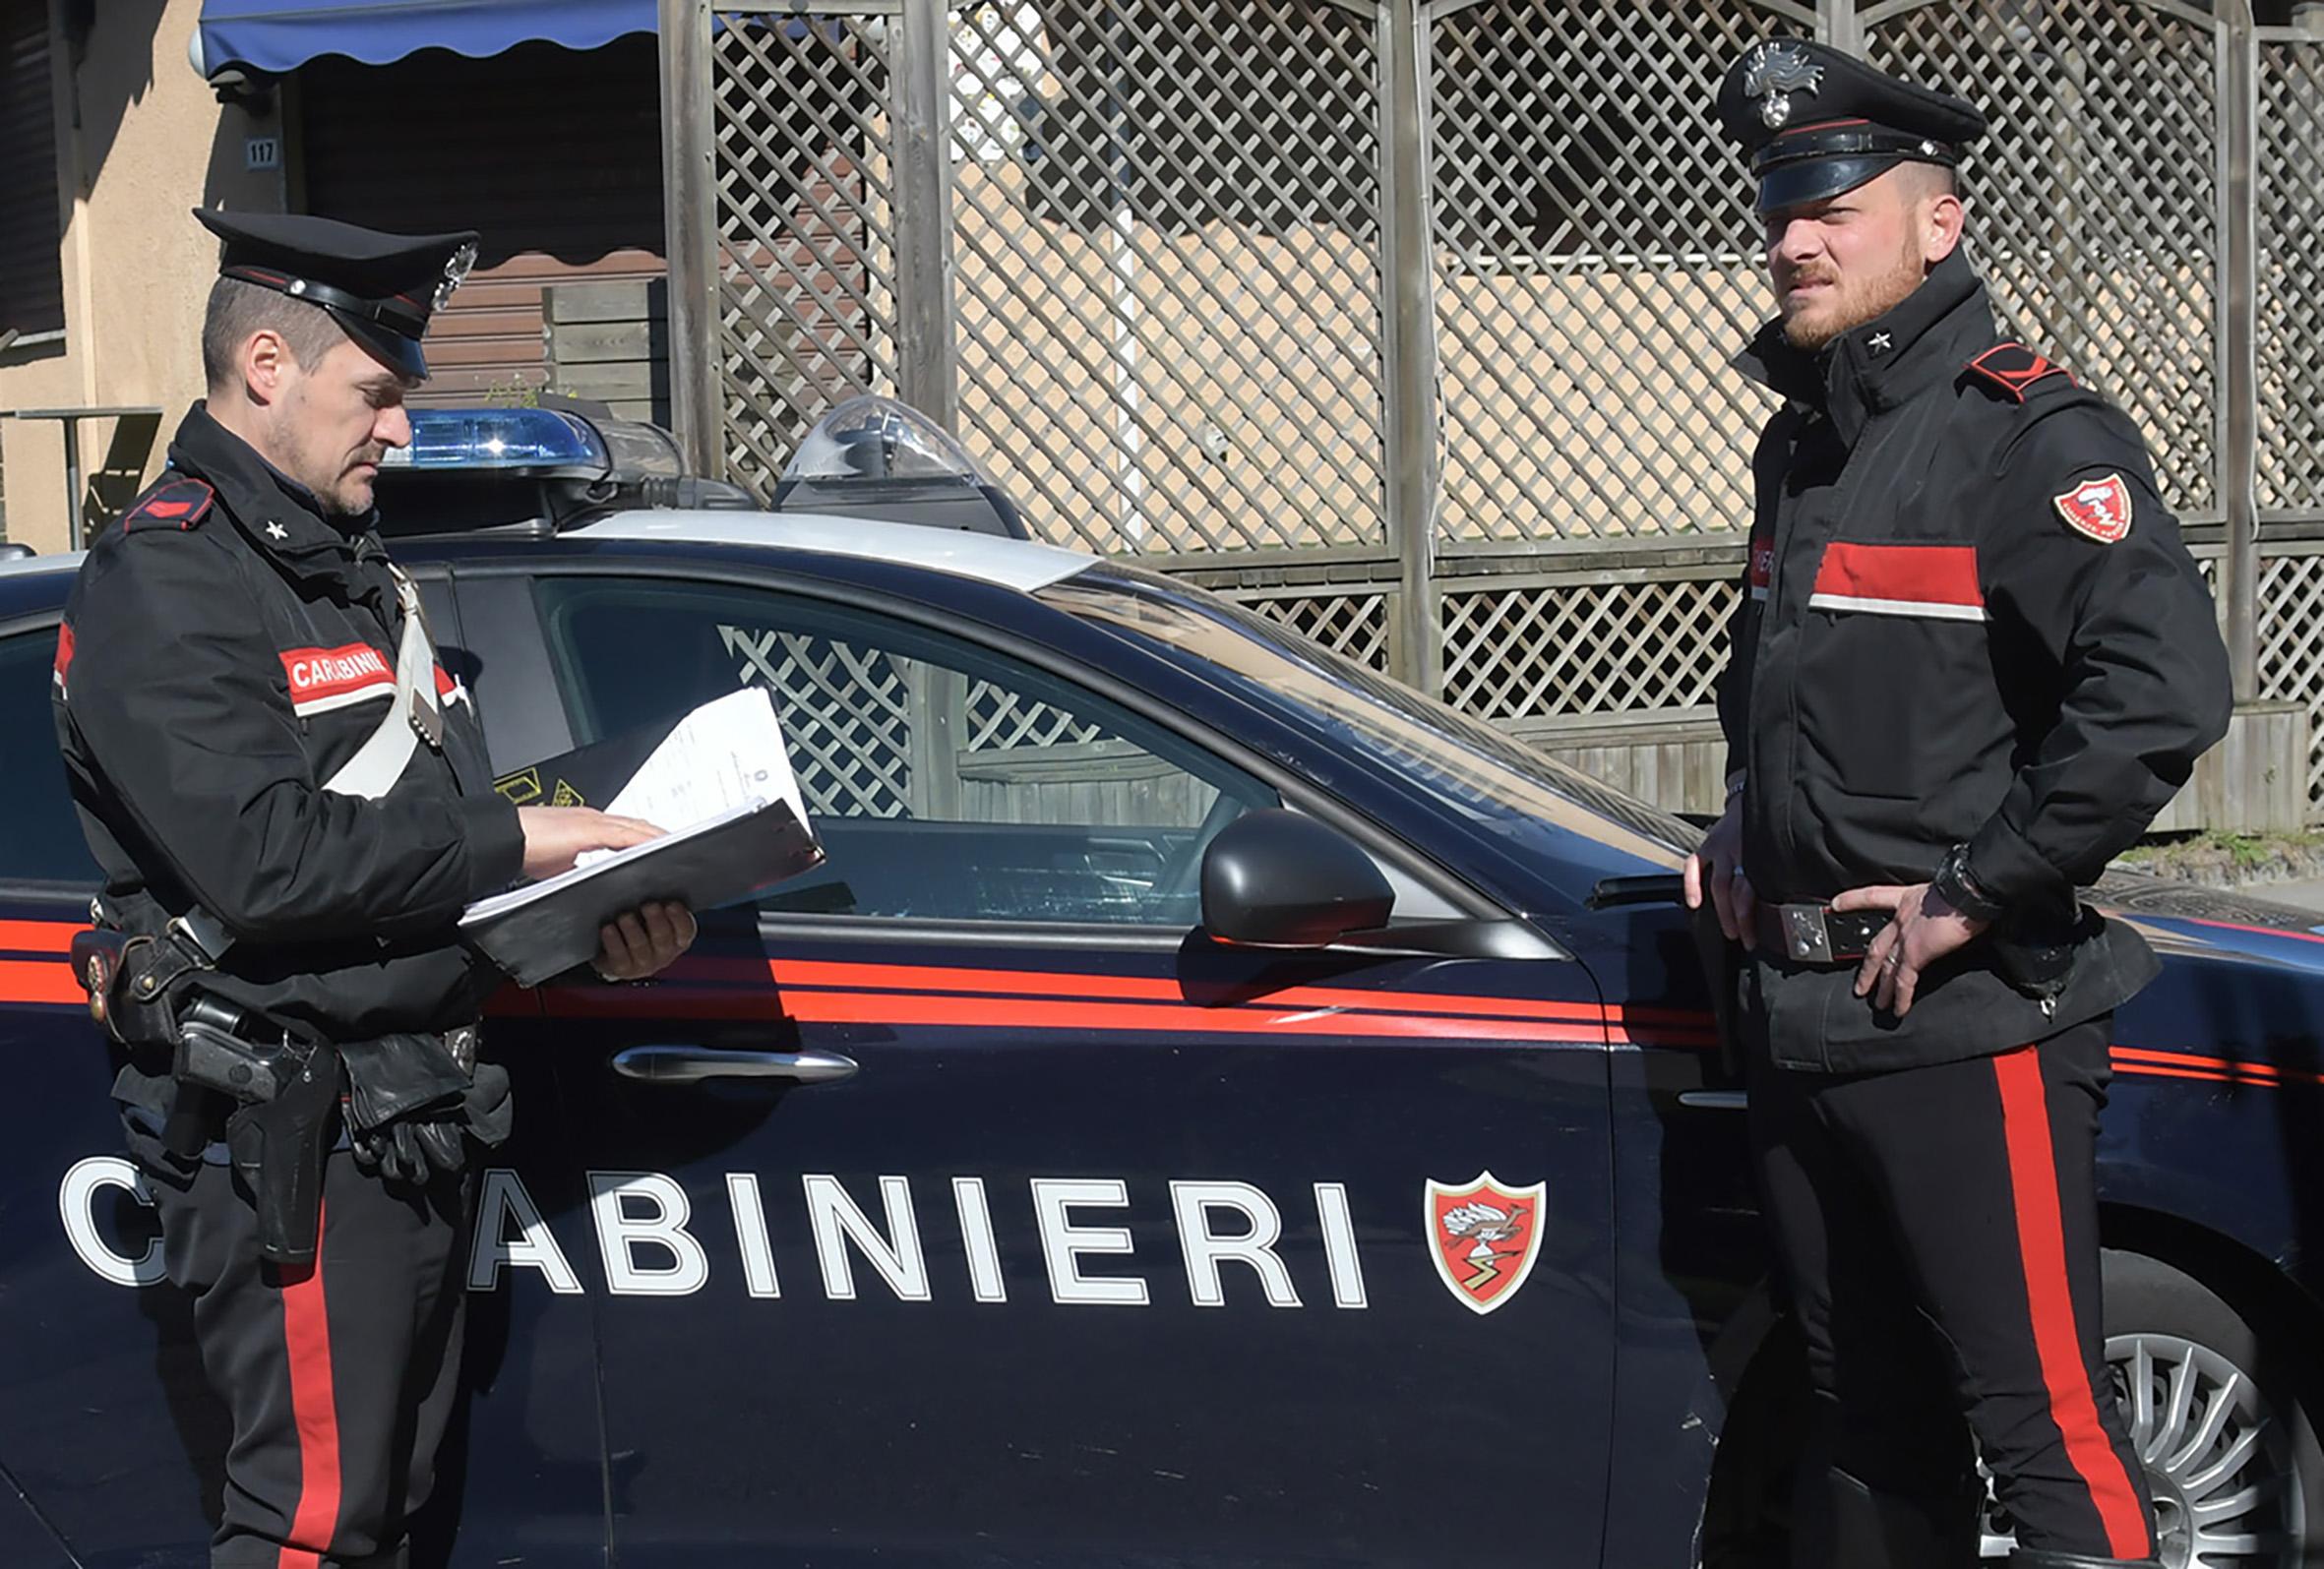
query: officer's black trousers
149 1147 470 1569
1748 1019 2157 1565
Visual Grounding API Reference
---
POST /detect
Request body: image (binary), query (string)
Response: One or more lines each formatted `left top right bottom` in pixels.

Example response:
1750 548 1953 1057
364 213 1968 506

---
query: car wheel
1982 1249 2324 1567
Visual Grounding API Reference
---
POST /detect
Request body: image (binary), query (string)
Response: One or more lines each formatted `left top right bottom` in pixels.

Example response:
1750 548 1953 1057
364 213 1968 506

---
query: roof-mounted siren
772 396 1030 539
373 405 753 532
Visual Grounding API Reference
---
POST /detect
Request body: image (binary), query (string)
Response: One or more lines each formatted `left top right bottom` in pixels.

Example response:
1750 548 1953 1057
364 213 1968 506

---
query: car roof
0 509 1099 621
576 510 1096 593
0 553 83 581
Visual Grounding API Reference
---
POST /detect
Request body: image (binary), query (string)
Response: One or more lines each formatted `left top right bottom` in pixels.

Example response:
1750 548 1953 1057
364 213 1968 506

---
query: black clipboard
460 798 824 986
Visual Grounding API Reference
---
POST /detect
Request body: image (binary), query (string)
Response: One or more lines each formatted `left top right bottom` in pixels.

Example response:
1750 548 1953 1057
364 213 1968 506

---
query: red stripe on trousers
1992 1048 2153 1557
277 1198 341 1569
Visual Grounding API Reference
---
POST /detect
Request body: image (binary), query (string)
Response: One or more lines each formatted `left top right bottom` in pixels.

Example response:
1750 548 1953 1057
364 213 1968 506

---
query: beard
1778 247 1928 351
320 453 384 517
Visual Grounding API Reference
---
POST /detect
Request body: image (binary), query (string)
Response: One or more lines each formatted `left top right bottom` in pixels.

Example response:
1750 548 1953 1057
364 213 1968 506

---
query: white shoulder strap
321 567 444 800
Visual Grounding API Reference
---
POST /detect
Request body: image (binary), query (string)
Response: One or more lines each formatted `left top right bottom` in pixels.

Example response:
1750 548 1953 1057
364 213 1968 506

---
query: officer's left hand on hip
594 900 699 983
1830 882 1989 1018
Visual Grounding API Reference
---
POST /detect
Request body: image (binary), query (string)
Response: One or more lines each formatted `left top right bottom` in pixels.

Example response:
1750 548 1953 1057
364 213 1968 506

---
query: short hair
200 276 351 391
1900 160 1962 204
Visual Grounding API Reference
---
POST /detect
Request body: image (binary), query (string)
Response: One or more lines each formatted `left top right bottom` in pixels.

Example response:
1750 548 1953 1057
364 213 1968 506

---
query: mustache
1777 268 1837 290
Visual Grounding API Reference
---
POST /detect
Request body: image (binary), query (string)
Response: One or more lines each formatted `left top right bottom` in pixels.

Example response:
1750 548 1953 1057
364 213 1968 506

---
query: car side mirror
1199 809 1394 948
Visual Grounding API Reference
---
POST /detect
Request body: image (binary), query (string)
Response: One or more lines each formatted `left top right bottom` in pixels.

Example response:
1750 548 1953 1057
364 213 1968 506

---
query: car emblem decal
1426 1172 1546 1315
2053 473 2134 545
1744 41 1824 130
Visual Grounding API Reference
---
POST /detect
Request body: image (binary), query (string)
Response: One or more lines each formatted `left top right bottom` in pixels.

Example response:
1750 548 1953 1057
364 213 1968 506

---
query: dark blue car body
1 513 2318 1568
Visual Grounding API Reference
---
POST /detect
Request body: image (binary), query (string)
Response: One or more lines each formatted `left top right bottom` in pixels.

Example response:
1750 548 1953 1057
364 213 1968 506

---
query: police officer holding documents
52 211 696 1568
1685 41 2232 1569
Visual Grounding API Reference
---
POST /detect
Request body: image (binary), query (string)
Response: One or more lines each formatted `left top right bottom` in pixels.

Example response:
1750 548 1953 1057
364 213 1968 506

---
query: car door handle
1678 1089 1749 1111
609 1046 860 1086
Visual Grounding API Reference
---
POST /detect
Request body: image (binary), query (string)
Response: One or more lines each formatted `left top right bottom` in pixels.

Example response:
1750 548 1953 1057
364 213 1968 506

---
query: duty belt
1753 903 1894 966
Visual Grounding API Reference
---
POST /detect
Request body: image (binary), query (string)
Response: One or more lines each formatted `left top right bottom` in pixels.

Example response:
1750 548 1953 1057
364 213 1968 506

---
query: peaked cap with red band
1717 38 1987 213
194 209 479 382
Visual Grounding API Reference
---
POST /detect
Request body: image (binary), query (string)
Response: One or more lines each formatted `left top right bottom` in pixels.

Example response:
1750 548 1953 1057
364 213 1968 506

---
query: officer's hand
1831 882 1990 1018
1683 794 1757 949
518 807 664 880
594 900 698 982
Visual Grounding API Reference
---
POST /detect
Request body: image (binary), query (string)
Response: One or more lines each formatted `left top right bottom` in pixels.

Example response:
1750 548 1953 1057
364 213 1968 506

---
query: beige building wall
0 0 285 554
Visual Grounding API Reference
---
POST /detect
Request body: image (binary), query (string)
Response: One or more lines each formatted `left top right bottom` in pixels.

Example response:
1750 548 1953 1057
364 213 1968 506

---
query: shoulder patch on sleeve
2052 472 2134 544
1966 342 2076 403
123 477 216 532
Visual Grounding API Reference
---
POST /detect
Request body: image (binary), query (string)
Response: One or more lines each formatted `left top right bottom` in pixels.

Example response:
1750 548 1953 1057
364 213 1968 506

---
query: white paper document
458 689 826 984
573 687 809 868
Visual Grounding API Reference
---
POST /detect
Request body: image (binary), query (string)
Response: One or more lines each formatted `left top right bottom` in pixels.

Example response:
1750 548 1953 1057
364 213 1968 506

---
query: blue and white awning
191 0 656 78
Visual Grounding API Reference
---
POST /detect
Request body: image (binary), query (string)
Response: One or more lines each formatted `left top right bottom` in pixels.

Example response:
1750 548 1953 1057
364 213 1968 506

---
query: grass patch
2116 828 2324 886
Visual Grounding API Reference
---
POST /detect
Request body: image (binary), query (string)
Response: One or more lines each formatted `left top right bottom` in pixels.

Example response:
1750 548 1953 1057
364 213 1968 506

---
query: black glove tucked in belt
338 1028 512 1188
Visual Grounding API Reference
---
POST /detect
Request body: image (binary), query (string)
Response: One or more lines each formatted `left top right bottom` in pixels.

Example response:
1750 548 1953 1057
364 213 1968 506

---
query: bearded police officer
1682 42 2232 1569
52 211 697 1568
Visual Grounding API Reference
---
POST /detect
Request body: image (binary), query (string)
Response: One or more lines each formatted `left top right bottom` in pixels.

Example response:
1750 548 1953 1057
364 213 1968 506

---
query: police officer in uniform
52 211 697 1568
1683 42 2232 1569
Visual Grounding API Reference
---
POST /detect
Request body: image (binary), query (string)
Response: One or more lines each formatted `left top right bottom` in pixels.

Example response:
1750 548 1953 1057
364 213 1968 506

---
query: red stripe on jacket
1811 541 1985 608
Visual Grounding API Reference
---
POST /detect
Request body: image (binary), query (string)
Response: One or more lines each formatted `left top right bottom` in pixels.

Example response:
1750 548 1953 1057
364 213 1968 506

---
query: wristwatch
1932 842 2007 924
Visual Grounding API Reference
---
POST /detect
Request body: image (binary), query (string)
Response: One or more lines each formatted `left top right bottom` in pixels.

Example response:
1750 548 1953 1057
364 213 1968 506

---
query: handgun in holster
177 996 342 1268
69 926 340 1267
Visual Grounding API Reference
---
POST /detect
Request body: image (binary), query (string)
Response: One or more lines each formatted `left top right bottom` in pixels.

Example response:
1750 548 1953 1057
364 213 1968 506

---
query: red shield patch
1426 1172 1546 1315
2052 473 2133 545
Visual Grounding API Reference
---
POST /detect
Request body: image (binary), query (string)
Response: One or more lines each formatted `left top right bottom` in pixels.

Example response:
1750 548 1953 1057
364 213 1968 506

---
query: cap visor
1755 153 1907 213
334 312 429 382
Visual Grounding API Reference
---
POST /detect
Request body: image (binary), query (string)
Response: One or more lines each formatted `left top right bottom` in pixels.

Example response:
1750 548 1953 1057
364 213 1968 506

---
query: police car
1 400 2319 1569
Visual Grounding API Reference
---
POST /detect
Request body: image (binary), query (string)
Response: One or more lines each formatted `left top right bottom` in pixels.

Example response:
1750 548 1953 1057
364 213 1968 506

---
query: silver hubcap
1981 1332 2305 1565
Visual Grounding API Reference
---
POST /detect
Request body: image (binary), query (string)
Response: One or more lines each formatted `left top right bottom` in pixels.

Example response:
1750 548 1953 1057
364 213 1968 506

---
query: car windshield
1042 564 1693 874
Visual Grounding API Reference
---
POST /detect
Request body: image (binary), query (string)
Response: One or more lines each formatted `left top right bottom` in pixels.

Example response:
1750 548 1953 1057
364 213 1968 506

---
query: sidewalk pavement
2259 878 2324 916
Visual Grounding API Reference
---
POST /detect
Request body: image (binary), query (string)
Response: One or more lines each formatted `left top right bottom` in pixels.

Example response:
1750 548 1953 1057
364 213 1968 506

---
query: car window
0 626 100 885
531 576 1280 927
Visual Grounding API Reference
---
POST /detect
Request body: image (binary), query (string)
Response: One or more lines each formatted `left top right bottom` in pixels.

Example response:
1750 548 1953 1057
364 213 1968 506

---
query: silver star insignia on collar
266 521 288 541
1868 332 1894 355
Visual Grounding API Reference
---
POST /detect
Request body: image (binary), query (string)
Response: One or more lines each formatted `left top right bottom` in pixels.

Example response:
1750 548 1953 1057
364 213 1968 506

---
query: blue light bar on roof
382 408 609 472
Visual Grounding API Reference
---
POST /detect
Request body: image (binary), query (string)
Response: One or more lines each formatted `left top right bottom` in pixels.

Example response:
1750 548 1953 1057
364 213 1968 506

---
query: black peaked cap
1717 39 1987 212
194 209 480 381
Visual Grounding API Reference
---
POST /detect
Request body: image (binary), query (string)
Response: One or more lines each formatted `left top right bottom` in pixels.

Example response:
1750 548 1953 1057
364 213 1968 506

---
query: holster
71 918 339 1264
225 1045 344 1268
73 919 235 1159
71 924 211 1049
1990 903 2103 1008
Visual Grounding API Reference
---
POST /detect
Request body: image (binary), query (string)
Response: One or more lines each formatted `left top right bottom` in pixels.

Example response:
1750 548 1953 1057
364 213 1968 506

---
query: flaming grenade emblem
1744 41 1825 128
1426 1173 1548 1315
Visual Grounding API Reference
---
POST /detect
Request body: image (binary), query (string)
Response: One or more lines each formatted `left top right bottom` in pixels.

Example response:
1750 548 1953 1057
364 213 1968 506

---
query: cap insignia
435 241 479 313
1745 41 1824 129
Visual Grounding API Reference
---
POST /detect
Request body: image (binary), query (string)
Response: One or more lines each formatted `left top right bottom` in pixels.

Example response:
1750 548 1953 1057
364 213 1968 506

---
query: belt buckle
1780 904 1833 965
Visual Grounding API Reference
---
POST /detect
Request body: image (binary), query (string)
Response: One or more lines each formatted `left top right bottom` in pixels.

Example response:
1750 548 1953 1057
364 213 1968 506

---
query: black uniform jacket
1718 250 2232 1072
51 404 525 1050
